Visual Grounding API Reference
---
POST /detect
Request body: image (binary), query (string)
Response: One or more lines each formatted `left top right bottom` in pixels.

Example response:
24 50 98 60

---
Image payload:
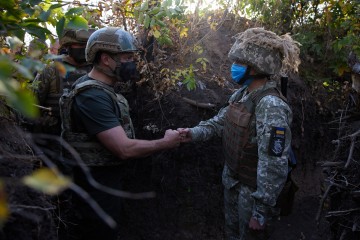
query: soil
0 13 350 240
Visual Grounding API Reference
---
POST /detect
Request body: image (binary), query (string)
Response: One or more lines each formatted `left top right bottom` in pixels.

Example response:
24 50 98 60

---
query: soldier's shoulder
258 94 289 109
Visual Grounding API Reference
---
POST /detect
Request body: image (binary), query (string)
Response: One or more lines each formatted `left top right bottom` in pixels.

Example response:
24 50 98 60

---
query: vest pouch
63 131 121 166
226 103 252 127
236 146 259 189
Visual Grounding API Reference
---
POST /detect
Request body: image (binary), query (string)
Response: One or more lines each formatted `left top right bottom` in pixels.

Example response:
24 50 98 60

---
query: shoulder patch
268 127 286 157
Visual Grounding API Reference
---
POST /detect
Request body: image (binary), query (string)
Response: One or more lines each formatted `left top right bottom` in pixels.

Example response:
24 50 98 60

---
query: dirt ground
0 13 348 240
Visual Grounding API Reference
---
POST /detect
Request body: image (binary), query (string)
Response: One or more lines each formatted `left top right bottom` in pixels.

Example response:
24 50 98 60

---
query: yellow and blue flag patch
268 127 286 157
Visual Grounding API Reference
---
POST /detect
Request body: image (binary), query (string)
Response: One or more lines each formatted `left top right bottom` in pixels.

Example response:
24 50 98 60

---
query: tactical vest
44 63 92 118
60 79 135 166
222 88 286 188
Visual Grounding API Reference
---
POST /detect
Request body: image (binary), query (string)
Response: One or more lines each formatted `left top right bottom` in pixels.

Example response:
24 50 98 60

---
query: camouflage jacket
31 58 92 116
190 80 292 219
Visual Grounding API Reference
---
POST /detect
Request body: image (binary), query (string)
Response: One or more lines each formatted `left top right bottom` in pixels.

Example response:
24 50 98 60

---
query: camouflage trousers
224 183 270 240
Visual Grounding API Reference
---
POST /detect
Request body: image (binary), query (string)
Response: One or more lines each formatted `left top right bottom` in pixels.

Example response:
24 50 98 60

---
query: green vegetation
1 1 359 115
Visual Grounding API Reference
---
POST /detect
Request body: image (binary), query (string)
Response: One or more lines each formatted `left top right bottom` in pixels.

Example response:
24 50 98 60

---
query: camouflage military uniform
31 59 92 134
190 80 292 240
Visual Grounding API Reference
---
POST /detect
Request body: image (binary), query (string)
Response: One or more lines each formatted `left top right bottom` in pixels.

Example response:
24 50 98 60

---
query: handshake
163 128 192 148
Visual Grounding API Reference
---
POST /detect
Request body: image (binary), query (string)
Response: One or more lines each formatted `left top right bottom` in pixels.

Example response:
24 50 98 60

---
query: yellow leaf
337 66 347 76
180 27 188 38
55 61 67 77
22 168 71 195
153 30 161 38
210 22 217 31
0 181 9 227
1 48 11 55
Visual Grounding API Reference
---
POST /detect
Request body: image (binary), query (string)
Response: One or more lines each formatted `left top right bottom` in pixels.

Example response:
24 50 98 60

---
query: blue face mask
231 64 254 86
231 64 246 83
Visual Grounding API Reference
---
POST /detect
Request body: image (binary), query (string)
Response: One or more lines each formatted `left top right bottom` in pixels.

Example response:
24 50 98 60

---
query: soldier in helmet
178 28 301 240
59 27 181 240
31 28 94 135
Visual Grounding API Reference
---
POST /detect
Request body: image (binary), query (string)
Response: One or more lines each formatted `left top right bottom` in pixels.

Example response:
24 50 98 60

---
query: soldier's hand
249 216 265 230
163 129 181 148
177 128 192 143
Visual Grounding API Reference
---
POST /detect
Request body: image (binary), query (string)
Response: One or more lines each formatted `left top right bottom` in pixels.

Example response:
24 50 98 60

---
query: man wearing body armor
178 28 301 240
59 27 181 240
31 28 93 135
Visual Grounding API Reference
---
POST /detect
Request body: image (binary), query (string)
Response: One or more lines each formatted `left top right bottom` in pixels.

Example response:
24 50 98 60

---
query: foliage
22 168 71 195
134 0 187 46
233 0 360 80
0 0 92 119
0 0 93 228
1 0 358 231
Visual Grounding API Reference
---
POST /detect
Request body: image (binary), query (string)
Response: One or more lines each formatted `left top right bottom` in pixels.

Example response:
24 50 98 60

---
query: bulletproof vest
44 63 92 117
60 78 135 166
222 88 286 188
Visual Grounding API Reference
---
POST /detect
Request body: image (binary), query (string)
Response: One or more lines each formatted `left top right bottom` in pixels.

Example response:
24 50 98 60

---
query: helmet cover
85 27 138 63
228 28 301 75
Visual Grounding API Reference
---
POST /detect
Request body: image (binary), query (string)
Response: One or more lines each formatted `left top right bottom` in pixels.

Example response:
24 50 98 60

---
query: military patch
268 127 286 157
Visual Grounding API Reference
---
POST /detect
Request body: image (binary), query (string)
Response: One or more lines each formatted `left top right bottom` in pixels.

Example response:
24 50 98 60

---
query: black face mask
68 47 86 63
114 61 138 82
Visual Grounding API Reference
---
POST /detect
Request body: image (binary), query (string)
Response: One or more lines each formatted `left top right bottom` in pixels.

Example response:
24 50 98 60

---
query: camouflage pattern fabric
32 63 60 106
190 80 292 240
228 42 282 75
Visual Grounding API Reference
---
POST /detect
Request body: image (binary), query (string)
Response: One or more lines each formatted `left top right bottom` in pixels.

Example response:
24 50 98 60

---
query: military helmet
228 28 300 75
60 29 94 47
85 27 138 63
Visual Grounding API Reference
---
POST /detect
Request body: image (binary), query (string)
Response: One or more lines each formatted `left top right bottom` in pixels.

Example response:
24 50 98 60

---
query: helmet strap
94 64 116 78
237 66 252 85
247 66 270 80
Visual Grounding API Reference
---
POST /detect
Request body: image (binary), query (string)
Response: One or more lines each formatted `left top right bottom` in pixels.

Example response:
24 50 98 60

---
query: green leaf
156 19 166 27
11 29 26 42
11 88 39 118
49 3 67 10
39 9 52 22
11 62 34 80
23 18 42 23
0 58 13 80
155 11 167 19
144 14 151 28
0 0 15 9
158 35 172 46
23 7 35 16
150 18 155 28
149 7 160 15
66 16 88 30
29 0 42 6
65 7 84 17
56 17 66 38
140 1 148 11
138 12 144 23
23 24 51 41
134 9 139 18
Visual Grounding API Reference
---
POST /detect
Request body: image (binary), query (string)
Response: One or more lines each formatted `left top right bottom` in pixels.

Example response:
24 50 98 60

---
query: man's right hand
177 128 192 143
163 129 181 148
